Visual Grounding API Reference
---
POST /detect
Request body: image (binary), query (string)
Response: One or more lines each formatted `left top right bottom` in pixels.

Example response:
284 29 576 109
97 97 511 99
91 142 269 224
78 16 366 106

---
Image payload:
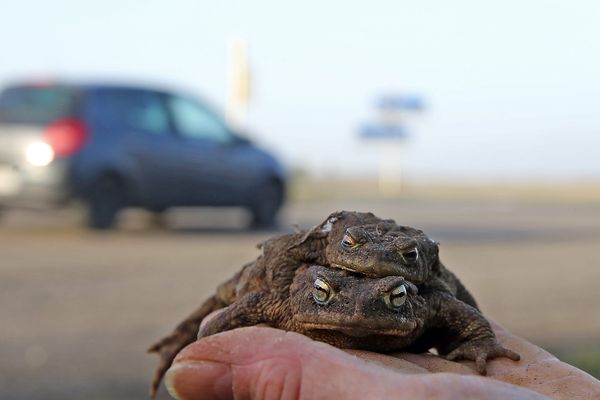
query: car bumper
0 160 72 208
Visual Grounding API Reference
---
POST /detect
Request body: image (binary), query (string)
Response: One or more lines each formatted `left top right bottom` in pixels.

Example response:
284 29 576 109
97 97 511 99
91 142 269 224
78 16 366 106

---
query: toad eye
313 278 333 304
341 234 357 248
385 284 407 309
402 248 419 262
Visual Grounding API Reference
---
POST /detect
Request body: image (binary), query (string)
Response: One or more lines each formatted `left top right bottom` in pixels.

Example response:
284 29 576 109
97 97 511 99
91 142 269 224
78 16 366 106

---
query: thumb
164 327 361 400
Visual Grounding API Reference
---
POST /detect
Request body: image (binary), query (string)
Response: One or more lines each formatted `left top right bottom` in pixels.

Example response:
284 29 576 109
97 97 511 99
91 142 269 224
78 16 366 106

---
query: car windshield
0 86 77 125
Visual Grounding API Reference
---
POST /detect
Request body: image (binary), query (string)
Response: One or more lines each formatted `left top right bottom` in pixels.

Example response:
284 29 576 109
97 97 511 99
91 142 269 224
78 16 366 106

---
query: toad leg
427 291 520 374
198 292 286 339
147 295 227 397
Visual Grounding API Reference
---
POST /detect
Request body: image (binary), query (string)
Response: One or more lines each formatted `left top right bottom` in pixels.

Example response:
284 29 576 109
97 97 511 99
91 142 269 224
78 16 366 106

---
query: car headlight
25 141 55 166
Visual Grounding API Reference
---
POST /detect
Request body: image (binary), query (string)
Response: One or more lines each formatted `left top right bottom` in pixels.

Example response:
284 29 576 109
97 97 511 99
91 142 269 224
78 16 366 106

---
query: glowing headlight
25 142 55 166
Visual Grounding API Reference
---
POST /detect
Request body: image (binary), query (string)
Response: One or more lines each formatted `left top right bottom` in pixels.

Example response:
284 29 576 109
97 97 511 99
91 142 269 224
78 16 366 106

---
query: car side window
167 95 232 144
97 89 169 135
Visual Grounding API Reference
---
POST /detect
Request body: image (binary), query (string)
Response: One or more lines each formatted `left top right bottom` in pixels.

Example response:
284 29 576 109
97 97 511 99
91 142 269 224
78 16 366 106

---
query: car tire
249 181 284 229
86 175 124 230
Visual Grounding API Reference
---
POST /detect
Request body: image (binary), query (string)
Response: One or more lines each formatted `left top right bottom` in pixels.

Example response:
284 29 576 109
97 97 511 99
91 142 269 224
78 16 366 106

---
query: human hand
161 321 600 400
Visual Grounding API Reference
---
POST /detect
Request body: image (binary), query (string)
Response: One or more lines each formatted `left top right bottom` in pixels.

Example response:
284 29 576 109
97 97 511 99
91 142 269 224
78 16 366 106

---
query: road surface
1 196 599 399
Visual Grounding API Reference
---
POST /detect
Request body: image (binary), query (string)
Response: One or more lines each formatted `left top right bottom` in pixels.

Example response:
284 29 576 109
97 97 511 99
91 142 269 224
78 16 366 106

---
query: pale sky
1 0 599 182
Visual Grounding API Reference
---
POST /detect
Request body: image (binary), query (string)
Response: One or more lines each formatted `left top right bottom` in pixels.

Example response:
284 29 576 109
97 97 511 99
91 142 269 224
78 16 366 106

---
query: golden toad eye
385 284 407 309
313 278 333 304
341 234 357 248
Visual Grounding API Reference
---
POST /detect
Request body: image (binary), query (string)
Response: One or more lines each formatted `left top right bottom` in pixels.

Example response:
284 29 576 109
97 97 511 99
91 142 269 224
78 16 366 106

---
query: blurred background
1 1 599 399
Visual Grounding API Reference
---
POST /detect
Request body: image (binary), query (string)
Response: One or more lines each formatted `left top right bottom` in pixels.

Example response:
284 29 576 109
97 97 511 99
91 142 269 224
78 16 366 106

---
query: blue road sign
377 95 424 111
359 123 407 140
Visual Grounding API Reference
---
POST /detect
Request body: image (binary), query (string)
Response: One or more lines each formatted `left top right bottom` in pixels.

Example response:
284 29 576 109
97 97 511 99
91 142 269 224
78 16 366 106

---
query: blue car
0 82 286 229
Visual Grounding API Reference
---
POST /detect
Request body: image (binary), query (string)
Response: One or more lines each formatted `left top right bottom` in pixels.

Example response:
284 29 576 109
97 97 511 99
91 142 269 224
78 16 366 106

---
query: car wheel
86 175 124 230
249 181 284 229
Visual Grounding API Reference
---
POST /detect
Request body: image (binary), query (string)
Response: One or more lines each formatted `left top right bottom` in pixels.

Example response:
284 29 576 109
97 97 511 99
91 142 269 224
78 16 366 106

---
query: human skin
163 322 600 400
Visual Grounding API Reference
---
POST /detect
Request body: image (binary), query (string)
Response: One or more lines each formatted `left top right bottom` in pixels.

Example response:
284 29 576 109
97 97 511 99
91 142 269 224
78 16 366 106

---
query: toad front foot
445 338 521 374
147 330 196 397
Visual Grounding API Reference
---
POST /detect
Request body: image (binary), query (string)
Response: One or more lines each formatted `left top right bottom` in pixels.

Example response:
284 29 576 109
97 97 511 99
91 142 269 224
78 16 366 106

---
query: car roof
1 79 224 117
3 80 173 95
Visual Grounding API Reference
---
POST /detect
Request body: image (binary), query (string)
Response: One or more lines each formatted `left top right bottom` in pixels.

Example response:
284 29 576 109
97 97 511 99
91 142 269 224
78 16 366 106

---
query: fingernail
165 361 233 400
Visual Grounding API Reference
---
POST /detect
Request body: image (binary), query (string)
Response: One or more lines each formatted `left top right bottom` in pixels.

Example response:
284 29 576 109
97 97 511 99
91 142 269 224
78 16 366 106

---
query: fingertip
164 365 183 400
165 361 233 400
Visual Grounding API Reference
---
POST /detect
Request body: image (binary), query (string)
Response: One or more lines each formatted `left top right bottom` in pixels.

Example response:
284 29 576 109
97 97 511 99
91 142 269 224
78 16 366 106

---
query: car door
165 94 254 206
94 88 182 208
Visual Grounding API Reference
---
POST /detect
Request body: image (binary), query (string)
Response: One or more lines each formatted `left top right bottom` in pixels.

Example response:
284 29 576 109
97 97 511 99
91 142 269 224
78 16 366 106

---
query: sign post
359 94 424 196
225 38 251 131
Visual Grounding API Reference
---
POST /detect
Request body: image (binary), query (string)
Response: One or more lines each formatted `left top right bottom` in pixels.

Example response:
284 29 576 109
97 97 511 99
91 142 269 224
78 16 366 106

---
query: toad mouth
298 321 418 337
330 262 408 278
329 262 358 273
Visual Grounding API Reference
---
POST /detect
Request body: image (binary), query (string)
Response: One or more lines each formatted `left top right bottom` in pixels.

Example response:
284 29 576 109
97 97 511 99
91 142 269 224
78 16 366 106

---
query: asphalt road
1 197 599 399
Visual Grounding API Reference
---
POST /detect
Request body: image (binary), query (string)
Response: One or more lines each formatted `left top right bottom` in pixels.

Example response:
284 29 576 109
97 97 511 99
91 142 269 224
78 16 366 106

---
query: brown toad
290 211 478 308
198 264 519 371
149 211 488 395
